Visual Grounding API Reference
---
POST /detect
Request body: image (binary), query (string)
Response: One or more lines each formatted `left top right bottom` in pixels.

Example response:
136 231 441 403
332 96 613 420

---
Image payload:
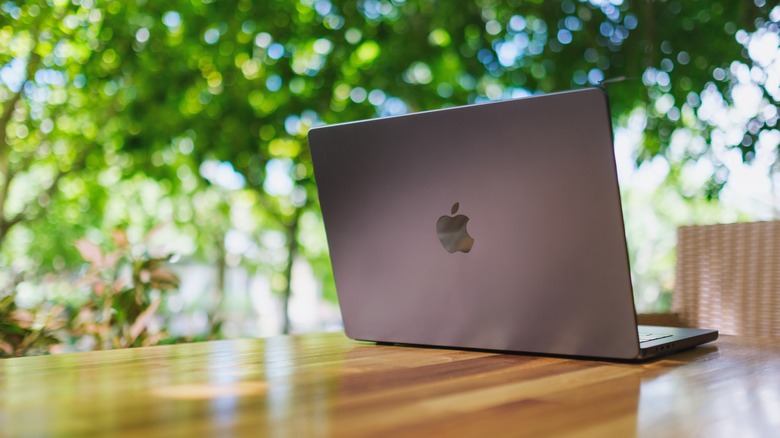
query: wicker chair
671 221 780 337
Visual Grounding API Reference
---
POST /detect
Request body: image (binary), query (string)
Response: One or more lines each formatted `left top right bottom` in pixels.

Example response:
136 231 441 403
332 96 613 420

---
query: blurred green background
1 0 778 356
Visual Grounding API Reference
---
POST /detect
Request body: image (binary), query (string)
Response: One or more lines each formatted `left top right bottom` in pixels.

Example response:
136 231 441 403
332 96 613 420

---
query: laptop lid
310 88 646 360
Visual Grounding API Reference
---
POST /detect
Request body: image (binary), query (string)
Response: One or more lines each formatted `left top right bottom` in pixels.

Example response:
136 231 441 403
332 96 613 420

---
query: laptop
308 87 718 361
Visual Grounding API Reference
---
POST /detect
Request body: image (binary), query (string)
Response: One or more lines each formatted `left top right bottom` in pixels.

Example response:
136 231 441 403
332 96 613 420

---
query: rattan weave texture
674 221 780 336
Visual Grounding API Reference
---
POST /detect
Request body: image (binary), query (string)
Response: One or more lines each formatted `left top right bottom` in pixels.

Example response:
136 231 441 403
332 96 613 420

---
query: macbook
308 87 717 360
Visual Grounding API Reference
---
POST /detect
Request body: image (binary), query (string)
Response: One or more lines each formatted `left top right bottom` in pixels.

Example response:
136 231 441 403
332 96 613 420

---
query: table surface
1 332 779 437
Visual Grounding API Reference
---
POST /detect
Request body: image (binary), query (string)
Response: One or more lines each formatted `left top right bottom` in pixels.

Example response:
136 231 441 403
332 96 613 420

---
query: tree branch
0 24 43 227
0 52 41 155
0 145 92 245
280 206 302 335
0 110 58 224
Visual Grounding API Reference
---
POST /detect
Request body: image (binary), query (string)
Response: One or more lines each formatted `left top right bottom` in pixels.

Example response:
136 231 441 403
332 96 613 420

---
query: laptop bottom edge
637 325 719 360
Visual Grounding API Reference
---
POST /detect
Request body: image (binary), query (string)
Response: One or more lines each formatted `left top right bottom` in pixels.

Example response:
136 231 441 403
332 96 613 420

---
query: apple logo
436 202 474 253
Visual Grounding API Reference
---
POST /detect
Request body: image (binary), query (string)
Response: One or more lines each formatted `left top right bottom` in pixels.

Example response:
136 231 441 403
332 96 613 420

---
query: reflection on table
1 332 779 437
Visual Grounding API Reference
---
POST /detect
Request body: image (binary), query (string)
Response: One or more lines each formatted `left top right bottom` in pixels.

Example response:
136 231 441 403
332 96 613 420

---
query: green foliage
0 292 63 357
0 225 181 356
70 227 180 349
0 0 778 343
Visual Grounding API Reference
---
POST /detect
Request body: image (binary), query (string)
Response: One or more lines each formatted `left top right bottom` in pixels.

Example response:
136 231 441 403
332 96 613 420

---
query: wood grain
1 333 779 437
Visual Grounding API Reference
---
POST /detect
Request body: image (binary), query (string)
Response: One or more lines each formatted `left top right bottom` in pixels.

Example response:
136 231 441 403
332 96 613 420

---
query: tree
0 1 134 272
1 0 777 334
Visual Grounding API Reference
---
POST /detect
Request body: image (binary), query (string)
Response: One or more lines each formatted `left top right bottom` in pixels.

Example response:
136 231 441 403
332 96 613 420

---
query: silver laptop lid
309 88 640 359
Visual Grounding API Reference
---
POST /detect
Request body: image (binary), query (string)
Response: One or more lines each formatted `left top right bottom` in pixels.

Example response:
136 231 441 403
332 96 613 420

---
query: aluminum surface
309 88 705 360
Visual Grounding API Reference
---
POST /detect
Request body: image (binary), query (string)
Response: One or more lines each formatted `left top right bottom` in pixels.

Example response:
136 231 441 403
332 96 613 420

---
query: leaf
111 229 129 248
141 332 165 347
113 276 130 292
10 310 34 329
143 222 170 244
102 250 122 270
75 239 103 266
93 282 105 297
451 202 459 215
128 298 161 344
0 295 13 311
148 268 180 289
0 339 15 356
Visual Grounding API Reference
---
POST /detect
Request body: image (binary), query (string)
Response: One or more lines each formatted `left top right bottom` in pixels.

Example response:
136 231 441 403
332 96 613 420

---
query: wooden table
1 332 779 437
